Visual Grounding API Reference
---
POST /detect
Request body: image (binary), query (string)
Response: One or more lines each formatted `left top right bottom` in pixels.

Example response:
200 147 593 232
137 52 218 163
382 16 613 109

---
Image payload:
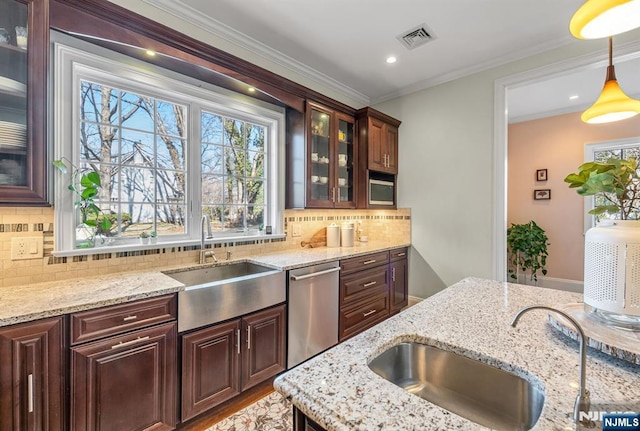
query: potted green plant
149 231 158 244
564 157 640 218
565 156 640 328
52 158 112 248
506 220 549 284
139 231 150 244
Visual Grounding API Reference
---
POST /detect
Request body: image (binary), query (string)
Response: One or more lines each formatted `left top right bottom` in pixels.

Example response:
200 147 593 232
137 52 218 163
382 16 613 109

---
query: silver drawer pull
123 315 137 322
396 252 406 257
236 329 241 355
362 259 376 265
362 310 376 317
363 281 377 287
27 373 34 413
247 326 251 350
111 336 150 349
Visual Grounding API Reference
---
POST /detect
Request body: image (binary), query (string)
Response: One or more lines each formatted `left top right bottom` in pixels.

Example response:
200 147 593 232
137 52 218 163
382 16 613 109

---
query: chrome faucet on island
511 305 593 428
200 214 217 264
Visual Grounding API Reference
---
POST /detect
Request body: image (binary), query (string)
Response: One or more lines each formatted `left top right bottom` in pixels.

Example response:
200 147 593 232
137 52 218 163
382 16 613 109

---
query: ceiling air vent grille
397 24 436 50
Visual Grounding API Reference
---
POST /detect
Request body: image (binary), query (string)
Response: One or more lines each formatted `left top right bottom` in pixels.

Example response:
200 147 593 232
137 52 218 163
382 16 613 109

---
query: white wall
374 33 640 298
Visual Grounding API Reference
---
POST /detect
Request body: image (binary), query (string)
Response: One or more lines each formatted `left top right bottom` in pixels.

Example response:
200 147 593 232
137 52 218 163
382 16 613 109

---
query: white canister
341 222 354 247
326 223 340 248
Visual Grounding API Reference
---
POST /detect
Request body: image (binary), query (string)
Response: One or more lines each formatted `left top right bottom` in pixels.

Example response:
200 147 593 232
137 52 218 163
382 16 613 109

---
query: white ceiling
143 0 640 121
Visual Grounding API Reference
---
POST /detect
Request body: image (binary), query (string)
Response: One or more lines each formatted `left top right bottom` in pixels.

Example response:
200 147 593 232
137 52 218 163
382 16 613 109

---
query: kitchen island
274 277 640 430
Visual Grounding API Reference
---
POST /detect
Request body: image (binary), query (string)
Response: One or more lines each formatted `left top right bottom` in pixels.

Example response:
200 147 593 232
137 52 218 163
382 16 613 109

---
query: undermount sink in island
274 277 640 431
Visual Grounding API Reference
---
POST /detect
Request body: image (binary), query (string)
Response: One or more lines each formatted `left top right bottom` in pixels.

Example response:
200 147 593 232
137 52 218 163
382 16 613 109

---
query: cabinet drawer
340 251 389 274
70 294 177 345
389 247 408 262
340 266 388 305
339 293 389 341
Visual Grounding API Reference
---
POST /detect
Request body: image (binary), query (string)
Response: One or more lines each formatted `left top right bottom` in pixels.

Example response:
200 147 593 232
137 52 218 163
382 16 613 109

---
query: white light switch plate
291 223 301 237
11 237 44 260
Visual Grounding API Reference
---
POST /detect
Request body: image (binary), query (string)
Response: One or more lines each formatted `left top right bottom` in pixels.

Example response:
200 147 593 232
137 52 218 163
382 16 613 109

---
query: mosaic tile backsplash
0 207 410 287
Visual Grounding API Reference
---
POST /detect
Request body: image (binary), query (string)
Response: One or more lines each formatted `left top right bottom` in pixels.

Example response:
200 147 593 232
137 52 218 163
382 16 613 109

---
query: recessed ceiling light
145 50 156 57
569 95 579 100
248 87 256 93
386 56 397 64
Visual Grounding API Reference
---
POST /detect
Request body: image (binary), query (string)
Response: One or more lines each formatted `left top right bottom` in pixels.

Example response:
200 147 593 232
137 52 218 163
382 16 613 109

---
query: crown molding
142 0 370 107
371 34 578 105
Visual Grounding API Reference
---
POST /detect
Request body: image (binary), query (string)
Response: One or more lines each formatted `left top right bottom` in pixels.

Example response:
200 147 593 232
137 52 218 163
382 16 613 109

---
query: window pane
80 123 119 163
224 146 244 177
203 205 223 232
594 149 622 162
80 82 118 124
247 124 264 152
223 205 244 230
121 167 156 203
247 205 264 229
246 151 264 178
201 144 224 175
202 112 223 144
156 100 186 137
202 175 224 205
224 176 244 204
121 130 154 166
224 119 245 148
156 135 185 170
246 179 264 206
121 91 154 132
156 170 186 203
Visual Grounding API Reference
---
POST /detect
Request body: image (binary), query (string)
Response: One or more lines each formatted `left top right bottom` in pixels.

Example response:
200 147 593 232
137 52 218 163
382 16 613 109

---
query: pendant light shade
581 38 640 124
570 0 640 39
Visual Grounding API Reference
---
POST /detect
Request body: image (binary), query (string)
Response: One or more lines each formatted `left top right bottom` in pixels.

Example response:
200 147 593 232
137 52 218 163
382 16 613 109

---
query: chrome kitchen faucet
199 215 217 264
511 305 593 428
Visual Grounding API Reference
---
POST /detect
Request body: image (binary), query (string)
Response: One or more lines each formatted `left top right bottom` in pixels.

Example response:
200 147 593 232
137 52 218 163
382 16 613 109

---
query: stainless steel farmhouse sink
368 342 545 431
164 262 285 332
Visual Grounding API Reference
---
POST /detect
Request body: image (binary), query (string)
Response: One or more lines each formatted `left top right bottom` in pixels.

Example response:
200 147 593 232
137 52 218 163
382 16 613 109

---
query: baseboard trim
538 276 583 293
407 295 423 307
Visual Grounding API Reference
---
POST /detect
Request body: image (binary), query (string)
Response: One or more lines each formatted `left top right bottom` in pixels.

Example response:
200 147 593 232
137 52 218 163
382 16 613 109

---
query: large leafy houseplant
564 157 640 219
52 158 111 247
507 221 549 283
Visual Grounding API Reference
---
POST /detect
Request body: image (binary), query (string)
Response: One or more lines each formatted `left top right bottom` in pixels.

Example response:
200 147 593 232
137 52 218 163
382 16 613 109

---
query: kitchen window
52 34 284 254
584 137 640 228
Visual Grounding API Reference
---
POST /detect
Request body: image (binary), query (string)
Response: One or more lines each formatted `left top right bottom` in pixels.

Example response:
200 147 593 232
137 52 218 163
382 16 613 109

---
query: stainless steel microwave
369 179 395 206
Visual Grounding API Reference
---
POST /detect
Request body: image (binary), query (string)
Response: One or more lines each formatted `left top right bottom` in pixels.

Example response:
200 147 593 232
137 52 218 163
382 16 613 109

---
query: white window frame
583 136 640 232
52 33 285 255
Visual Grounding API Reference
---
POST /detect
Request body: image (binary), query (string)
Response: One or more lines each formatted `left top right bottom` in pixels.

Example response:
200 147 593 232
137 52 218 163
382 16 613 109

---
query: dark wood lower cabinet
294 406 327 431
70 321 177 431
181 304 286 422
0 317 65 431
181 320 241 421
241 305 286 391
389 257 408 315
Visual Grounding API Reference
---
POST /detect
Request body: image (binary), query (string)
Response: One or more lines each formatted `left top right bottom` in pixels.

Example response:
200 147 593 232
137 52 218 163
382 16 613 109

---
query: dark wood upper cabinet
0 0 49 206
356 107 400 175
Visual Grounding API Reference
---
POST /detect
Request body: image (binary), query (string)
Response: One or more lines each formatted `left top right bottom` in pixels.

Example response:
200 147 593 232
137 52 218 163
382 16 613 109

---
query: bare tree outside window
201 111 266 233
79 81 187 238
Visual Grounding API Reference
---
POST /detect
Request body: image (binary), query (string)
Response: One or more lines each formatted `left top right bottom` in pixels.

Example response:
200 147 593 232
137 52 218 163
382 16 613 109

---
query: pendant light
581 37 640 124
570 0 640 39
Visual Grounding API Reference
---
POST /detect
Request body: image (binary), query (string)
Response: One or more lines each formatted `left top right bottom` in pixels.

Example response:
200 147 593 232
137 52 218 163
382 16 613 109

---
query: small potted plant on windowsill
149 231 158 244
139 231 150 244
52 158 112 248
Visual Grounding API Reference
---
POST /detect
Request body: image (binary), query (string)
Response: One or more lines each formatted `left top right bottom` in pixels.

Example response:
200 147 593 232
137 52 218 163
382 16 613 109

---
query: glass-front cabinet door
305 102 356 208
0 0 48 205
335 112 354 208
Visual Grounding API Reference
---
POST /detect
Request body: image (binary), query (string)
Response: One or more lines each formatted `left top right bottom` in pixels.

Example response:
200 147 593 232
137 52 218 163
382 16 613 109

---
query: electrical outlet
11 237 44 260
291 223 301 237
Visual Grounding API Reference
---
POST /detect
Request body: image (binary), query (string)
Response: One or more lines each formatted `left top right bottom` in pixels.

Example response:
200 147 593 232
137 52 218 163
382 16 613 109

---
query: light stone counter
0 240 409 327
274 277 640 431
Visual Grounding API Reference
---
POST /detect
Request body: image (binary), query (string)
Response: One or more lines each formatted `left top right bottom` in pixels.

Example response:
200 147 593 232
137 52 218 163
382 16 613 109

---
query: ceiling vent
396 24 436 50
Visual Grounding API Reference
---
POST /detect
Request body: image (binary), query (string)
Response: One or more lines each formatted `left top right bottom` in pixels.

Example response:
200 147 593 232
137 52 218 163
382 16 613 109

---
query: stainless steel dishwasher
287 261 340 368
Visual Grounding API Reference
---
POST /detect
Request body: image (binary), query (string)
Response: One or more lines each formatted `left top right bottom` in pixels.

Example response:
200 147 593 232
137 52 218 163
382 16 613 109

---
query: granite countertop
0 240 409 327
274 277 640 431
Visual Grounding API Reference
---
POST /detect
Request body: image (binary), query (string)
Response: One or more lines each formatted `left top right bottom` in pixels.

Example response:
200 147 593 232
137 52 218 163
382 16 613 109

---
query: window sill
52 234 286 258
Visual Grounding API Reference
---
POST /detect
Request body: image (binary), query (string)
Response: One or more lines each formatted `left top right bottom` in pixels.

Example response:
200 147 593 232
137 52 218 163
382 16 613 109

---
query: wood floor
178 379 276 430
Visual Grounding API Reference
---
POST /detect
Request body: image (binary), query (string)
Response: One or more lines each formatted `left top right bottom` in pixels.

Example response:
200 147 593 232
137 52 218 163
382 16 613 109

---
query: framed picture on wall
534 189 551 200
536 169 548 181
